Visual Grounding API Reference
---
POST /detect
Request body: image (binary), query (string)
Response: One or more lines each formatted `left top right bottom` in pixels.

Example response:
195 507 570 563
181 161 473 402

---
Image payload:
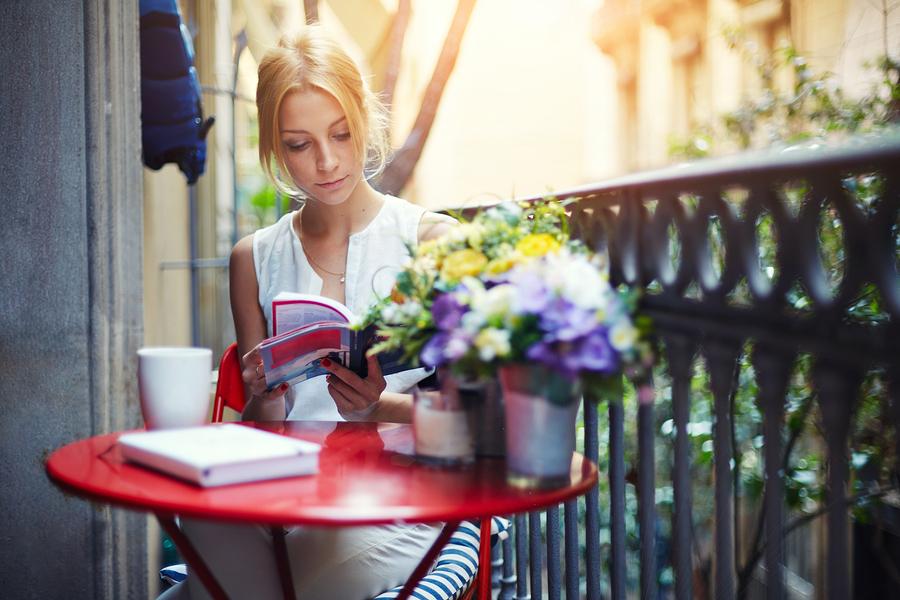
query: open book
259 292 410 390
118 424 321 487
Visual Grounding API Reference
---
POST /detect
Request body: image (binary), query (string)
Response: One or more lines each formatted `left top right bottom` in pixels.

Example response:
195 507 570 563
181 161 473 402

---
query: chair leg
458 578 478 600
271 526 296 600
157 514 229 600
476 518 493 600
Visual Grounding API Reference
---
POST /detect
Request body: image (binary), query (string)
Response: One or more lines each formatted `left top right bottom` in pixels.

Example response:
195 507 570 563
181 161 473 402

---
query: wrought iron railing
493 134 900 599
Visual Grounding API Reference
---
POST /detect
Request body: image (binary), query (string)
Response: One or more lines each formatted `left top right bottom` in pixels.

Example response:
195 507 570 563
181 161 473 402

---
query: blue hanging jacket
140 0 214 184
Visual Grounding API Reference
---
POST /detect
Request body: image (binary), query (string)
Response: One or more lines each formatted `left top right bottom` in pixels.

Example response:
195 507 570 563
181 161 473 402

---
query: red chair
211 342 246 423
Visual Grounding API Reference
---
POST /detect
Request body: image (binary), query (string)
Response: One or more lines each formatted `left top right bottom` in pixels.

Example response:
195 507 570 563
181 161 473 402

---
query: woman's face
278 88 363 205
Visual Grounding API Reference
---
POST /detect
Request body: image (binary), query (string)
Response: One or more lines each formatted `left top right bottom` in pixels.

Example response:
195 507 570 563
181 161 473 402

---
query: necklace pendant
340 275 345 284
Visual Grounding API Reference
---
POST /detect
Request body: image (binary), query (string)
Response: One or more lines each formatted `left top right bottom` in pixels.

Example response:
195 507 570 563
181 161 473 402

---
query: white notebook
118 424 321 487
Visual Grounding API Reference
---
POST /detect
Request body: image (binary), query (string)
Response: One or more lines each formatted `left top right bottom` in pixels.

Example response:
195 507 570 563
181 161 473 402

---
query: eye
332 132 351 141
285 141 310 152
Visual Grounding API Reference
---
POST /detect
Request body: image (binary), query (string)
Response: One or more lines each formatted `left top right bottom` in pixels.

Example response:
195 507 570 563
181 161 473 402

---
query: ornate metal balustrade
492 134 900 599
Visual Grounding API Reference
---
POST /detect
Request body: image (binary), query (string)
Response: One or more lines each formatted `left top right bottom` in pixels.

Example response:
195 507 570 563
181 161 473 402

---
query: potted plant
362 200 651 486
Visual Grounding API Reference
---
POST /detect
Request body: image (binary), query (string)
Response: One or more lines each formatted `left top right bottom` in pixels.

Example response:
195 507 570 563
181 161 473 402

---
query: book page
272 292 353 335
260 322 352 388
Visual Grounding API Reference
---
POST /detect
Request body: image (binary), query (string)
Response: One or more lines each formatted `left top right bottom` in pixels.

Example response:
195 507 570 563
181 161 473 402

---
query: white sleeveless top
252 195 430 420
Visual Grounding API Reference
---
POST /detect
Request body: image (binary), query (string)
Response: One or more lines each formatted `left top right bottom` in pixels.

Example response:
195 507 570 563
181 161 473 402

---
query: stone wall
0 1 147 598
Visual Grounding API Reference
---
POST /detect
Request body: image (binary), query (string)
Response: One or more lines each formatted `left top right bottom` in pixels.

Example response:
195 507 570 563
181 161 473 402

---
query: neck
299 178 384 240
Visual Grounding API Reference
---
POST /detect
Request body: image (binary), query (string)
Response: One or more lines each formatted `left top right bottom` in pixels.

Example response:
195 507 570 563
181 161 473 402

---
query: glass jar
412 370 475 465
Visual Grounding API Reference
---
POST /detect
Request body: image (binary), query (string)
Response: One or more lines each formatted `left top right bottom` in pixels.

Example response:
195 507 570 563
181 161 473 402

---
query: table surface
46 421 598 526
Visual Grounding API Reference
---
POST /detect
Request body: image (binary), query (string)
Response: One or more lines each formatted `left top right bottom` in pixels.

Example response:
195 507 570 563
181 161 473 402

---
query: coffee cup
138 347 212 429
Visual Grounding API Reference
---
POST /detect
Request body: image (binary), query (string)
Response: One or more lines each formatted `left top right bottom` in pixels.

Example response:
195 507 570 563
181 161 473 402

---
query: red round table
46 421 598 600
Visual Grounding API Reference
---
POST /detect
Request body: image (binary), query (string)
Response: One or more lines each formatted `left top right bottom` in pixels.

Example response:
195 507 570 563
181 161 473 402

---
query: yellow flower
515 233 561 257
417 238 440 257
440 249 488 282
485 256 516 275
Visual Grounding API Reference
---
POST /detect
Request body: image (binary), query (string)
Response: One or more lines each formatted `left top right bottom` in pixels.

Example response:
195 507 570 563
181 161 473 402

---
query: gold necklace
296 207 347 284
302 246 346 284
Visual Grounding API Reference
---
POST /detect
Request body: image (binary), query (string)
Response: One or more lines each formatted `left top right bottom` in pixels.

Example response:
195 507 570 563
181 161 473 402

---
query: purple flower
443 332 473 361
575 330 618 374
509 271 552 313
539 299 597 341
420 332 450 367
526 340 559 369
431 293 466 331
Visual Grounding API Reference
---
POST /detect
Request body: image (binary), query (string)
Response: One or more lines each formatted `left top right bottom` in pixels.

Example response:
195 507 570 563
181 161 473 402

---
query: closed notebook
118 424 321 487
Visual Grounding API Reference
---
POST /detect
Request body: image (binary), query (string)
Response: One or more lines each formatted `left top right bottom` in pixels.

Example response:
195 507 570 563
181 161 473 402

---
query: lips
316 175 348 190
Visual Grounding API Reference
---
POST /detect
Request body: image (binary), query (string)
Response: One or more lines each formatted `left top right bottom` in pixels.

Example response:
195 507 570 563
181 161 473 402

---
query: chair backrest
212 342 246 423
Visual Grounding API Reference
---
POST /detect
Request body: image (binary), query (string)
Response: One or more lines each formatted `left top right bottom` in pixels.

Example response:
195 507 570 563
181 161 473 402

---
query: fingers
321 357 362 387
241 343 287 400
321 355 387 419
327 379 367 414
240 345 264 386
258 382 290 402
365 352 386 387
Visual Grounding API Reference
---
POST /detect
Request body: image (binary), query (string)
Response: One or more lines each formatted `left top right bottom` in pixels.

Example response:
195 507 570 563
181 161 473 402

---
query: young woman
171 26 455 600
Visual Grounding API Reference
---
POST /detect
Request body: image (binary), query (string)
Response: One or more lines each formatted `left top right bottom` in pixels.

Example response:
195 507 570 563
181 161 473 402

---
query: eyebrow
280 117 347 135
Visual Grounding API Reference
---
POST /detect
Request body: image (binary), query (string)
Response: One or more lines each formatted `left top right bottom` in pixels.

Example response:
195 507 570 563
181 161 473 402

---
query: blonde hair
256 26 390 197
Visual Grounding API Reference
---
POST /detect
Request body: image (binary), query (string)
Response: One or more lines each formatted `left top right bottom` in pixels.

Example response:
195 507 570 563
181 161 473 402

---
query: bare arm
229 235 289 421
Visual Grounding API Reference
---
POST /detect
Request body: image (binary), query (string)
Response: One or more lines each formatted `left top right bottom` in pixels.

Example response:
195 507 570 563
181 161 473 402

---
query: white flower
382 304 402 323
474 328 511 361
445 223 484 248
399 300 423 319
460 310 485 335
445 336 470 360
544 251 610 309
609 321 638 352
412 254 437 275
472 284 516 319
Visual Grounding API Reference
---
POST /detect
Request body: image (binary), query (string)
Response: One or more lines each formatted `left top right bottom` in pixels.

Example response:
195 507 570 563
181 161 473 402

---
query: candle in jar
413 403 474 460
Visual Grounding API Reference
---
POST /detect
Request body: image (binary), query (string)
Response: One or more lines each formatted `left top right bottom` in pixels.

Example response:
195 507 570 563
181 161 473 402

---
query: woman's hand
322 353 387 421
241 344 289 402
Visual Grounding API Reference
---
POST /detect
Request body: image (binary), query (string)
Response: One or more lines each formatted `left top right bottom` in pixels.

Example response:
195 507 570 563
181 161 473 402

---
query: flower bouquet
362 199 651 485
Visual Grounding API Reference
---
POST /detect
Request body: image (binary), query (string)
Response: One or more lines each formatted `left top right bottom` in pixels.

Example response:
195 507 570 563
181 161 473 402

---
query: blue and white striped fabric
372 517 511 600
159 563 187 586
159 517 511 599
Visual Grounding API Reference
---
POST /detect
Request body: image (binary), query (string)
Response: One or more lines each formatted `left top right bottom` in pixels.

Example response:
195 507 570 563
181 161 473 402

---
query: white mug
138 347 213 429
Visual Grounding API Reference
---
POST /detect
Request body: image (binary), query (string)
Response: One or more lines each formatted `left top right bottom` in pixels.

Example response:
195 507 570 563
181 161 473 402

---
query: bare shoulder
230 234 254 268
418 211 458 243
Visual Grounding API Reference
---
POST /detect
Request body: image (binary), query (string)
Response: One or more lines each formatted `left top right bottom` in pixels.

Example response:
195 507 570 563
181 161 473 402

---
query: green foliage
247 183 292 229
669 33 900 160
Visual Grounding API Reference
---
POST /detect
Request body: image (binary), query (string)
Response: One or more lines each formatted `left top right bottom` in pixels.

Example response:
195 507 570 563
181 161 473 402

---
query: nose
316 142 338 172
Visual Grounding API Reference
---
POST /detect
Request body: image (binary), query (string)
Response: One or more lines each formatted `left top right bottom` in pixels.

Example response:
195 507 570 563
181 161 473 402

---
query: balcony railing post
749 346 795 600
663 333 697 600
607 384 626 600
529 511 542 600
636 376 658 600
514 513 529 600
563 499 579 599
546 505 561 600
583 392 603 600
813 360 862 600
704 339 742 599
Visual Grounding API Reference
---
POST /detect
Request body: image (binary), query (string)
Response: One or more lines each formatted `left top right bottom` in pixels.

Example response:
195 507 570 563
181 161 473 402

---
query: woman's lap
180 517 442 600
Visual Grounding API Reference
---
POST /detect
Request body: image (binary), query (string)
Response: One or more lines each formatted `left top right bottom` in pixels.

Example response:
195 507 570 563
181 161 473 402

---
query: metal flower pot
458 377 506 458
499 364 580 489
